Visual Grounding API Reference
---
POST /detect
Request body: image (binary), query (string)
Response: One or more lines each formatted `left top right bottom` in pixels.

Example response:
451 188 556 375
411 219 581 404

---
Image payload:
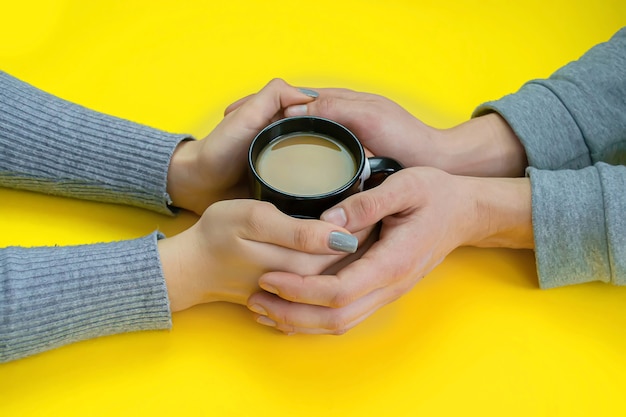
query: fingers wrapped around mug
222 78 318 124
167 79 319 214
161 199 369 311
245 168 452 334
246 251 420 335
206 199 361 255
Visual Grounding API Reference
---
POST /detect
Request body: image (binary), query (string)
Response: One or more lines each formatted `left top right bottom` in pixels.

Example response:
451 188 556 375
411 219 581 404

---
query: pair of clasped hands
160 79 532 335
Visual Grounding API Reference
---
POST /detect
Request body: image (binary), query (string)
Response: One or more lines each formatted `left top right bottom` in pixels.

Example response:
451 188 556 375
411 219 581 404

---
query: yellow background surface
1 1 625 416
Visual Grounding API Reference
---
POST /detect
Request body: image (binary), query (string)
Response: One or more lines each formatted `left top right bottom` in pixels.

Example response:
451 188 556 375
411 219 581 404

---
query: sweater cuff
528 166 611 288
473 82 592 170
0 232 172 362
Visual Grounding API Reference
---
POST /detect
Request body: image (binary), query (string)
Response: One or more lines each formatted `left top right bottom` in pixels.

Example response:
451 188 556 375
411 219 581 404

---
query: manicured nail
256 315 277 327
248 304 267 315
329 231 358 253
298 88 319 98
321 207 347 227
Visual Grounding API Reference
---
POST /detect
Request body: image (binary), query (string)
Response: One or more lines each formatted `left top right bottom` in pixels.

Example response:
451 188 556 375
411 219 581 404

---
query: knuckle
266 78 287 89
273 307 298 329
332 327 350 336
316 96 339 118
243 201 274 235
351 193 382 222
291 224 314 251
275 322 296 334
201 200 232 224
328 288 354 309
201 201 220 218
325 311 350 334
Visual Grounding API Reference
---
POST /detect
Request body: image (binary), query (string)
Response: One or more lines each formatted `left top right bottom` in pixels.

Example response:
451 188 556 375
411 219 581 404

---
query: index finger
215 199 359 255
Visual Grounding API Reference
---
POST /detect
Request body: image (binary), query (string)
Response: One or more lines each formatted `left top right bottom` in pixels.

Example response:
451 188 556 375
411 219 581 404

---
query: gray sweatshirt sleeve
473 28 626 288
0 71 192 215
0 73 190 361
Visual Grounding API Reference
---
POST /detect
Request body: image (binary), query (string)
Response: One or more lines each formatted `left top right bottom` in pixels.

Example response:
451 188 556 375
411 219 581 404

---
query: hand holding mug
246 167 533 334
283 88 527 177
159 199 372 312
166 79 319 215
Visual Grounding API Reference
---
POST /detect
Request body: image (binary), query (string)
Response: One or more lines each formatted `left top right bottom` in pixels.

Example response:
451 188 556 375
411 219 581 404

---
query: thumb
320 171 413 232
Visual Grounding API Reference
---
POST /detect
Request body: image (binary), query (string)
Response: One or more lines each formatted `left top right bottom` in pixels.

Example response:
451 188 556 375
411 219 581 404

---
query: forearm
473 28 626 170
438 113 528 177
0 232 172 362
460 163 626 289
462 175 534 249
0 71 191 215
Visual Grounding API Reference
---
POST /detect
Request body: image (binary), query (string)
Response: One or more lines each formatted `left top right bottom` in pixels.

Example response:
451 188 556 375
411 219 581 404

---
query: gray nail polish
329 231 358 253
298 88 319 98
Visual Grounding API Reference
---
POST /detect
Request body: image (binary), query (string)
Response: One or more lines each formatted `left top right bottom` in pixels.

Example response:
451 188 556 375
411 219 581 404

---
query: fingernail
286 104 308 116
260 284 279 295
257 315 277 327
321 207 347 227
329 231 358 253
248 304 267 315
298 88 319 98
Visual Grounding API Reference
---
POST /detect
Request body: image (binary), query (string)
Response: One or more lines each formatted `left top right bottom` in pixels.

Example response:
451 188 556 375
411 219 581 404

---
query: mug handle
361 157 404 190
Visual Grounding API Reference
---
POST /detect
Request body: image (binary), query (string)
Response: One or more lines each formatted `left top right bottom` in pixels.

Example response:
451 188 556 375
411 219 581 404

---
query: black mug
248 116 403 218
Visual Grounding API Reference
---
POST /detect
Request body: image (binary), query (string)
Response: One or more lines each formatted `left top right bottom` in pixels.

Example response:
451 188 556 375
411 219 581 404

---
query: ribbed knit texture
473 27 626 288
0 232 172 363
0 71 191 215
0 72 193 362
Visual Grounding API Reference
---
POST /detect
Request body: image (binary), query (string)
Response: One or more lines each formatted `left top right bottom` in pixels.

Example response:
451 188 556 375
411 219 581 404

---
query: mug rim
248 116 366 198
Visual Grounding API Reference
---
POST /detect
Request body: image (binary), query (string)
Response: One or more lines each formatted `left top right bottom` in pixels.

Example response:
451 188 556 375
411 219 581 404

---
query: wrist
158 235 191 313
463 176 534 249
166 140 208 214
440 113 528 177
158 228 218 312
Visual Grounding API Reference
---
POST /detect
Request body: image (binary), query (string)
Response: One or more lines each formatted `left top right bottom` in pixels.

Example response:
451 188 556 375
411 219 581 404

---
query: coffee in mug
255 133 357 196
249 116 403 218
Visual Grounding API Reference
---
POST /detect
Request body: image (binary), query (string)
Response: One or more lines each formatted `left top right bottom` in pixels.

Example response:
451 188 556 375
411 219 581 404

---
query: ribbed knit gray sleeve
0 71 192 215
473 28 626 288
0 72 191 361
0 232 172 363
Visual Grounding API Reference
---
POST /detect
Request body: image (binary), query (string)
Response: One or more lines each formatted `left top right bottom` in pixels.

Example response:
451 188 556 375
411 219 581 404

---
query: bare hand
284 88 440 169
167 79 318 214
159 199 368 311
283 87 527 177
246 167 533 334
